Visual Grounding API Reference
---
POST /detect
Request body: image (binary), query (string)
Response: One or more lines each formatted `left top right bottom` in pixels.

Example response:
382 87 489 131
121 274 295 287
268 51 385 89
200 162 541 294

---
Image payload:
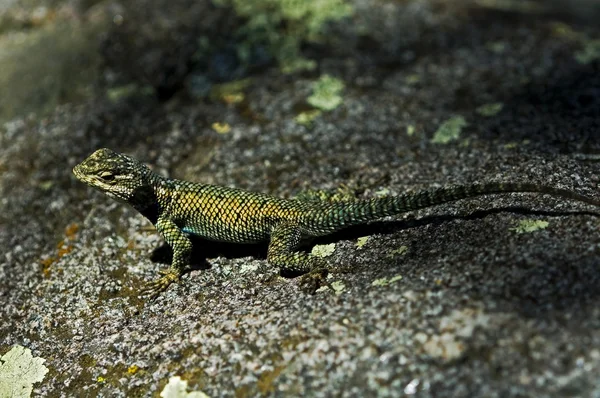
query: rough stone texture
1 0 600 396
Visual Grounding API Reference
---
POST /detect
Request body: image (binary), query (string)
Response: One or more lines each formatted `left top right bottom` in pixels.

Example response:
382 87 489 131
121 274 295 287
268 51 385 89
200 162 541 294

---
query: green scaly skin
73 148 600 297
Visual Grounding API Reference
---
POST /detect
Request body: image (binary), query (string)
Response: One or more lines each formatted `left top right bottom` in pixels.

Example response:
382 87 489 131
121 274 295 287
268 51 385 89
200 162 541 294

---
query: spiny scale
73 148 600 298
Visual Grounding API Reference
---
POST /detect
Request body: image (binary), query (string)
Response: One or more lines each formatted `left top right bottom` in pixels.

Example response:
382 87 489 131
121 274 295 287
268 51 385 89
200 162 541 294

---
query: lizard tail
301 182 600 235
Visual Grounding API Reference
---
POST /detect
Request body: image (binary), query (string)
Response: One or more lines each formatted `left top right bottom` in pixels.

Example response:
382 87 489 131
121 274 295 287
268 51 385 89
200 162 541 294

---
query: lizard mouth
72 163 96 187
72 164 82 179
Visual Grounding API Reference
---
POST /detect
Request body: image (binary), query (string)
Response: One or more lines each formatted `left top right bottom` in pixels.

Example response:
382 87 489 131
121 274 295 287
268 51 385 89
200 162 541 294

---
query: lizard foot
139 269 181 299
298 267 331 294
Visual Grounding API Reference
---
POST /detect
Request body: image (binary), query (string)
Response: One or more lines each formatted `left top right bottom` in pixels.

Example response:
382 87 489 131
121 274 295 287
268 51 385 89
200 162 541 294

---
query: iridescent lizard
73 148 600 297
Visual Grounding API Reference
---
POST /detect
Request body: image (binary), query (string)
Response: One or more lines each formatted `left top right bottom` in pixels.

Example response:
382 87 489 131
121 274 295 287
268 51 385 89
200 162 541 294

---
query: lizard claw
139 269 180 299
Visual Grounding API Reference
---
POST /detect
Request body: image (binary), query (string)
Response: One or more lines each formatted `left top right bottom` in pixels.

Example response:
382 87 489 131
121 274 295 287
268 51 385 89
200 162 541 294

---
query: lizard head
73 148 153 203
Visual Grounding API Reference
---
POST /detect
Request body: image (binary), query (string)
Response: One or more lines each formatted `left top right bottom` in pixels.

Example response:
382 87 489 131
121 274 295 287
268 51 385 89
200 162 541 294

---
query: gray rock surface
1 0 600 396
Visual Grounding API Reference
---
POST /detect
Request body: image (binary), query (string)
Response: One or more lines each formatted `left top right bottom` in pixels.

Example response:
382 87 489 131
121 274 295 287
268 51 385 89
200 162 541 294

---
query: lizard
73 148 600 298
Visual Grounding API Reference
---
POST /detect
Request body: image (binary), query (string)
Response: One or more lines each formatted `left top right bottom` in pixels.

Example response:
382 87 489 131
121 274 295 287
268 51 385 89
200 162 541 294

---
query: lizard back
164 181 302 243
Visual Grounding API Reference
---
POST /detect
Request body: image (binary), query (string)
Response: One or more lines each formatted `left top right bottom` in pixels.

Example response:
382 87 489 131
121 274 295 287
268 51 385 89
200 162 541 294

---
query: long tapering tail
300 182 600 235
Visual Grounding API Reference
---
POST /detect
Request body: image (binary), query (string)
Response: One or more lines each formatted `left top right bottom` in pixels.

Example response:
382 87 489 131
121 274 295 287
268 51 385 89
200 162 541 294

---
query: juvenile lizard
73 148 600 297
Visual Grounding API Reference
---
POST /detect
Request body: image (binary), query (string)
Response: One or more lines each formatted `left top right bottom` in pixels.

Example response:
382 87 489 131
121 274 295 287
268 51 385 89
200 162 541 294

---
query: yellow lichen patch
39 180 54 190
65 223 79 239
56 240 74 258
211 122 231 134
209 78 252 102
505 139 530 149
39 257 55 278
40 223 79 277
551 22 581 40
295 109 322 126
107 83 139 102
222 93 245 104
127 364 139 375
405 74 421 84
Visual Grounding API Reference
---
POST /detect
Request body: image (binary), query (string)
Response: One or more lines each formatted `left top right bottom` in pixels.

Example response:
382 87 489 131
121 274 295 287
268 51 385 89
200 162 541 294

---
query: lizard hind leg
267 222 331 293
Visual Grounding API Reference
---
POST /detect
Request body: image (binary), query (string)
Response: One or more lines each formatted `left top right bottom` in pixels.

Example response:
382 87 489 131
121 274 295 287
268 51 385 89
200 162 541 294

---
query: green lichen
511 219 549 234
213 0 353 73
476 102 503 117
0 345 49 398
386 245 408 259
550 23 600 65
504 139 530 149
295 109 322 126
307 74 345 111
107 84 137 102
311 243 336 258
356 236 370 248
405 74 421 84
485 41 507 53
431 116 468 144
331 281 345 295
575 38 600 65
374 188 391 197
371 274 403 287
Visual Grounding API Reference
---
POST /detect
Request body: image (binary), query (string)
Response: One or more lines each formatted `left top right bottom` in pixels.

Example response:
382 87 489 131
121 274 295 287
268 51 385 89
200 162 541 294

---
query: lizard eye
99 171 115 182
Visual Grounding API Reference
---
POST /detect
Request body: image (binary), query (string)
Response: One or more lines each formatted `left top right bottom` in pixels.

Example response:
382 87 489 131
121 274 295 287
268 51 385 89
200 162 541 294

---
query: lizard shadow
321 206 600 318
323 206 600 243
150 238 269 272
149 206 600 277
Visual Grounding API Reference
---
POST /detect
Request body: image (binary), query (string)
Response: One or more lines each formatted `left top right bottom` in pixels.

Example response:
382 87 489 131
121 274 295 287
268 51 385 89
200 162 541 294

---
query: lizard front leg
267 223 330 293
139 216 192 298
